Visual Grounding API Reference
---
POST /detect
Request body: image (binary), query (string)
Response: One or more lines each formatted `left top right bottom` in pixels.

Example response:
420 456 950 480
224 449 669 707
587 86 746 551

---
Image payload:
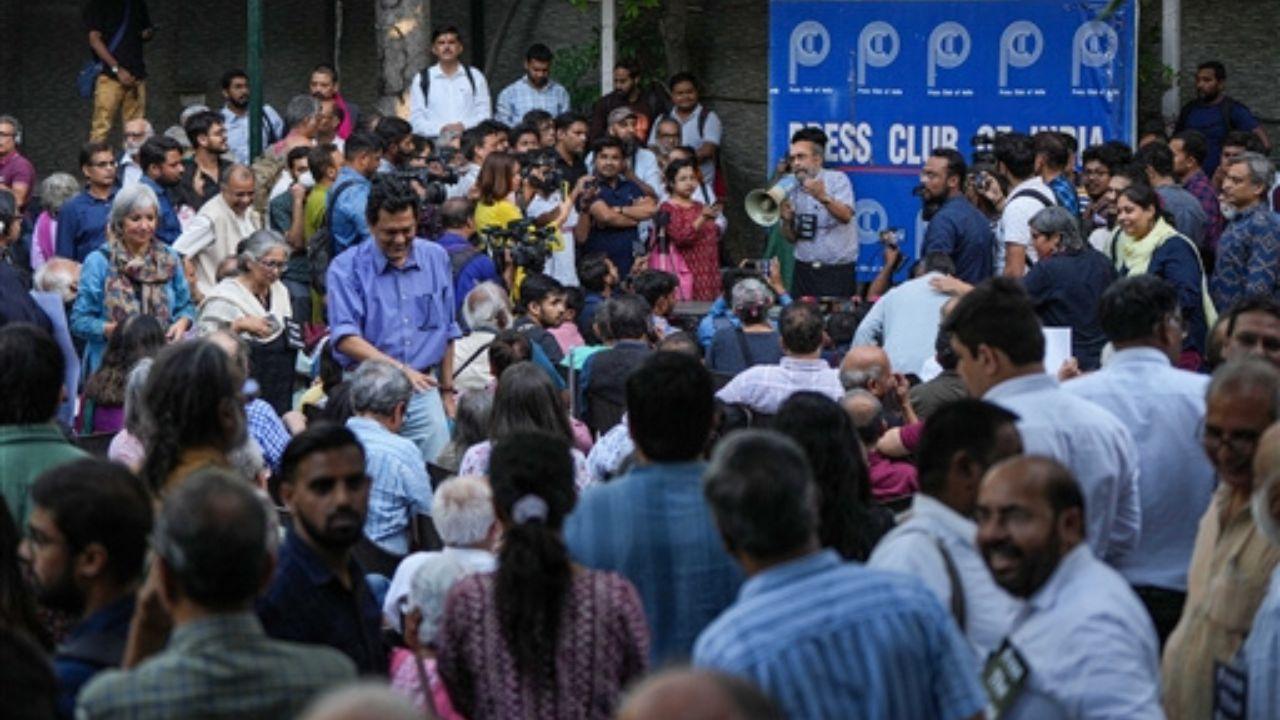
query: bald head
976 455 1084 598
34 257 81 303
221 164 256 214
618 668 784 720
840 345 892 396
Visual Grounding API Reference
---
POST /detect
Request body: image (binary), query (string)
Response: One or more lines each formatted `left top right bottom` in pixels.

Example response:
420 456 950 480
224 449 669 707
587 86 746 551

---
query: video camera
517 149 565 195
970 134 996 167
477 218 561 275
391 161 460 205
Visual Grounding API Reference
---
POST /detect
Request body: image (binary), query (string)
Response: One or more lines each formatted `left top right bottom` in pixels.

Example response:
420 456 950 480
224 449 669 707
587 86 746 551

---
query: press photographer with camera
437 197 506 313
916 148 995 284
777 127 857 298
572 136 657 279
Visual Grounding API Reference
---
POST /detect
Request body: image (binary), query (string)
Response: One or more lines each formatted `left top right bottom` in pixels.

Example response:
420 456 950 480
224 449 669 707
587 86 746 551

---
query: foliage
554 0 669 113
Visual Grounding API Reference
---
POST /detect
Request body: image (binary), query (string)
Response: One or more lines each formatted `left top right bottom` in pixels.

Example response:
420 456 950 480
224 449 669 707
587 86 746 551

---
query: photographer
777 127 857 298
917 148 995 284
522 150 580 286
572 136 657 279
437 197 506 312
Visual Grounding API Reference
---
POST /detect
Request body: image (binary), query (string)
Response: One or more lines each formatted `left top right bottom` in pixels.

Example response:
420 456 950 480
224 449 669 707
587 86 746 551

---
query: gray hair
1029 206 1085 253
33 258 79 303
300 683 420 720
236 229 290 265
433 475 495 546
406 555 470 646
123 357 154 436
451 391 492 451
107 182 160 240
1208 357 1280 421
38 173 80 216
462 281 512 331
349 360 414 416
1228 152 1276 190
0 115 21 138
284 94 320 128
220 163 254 187
839 362 884 392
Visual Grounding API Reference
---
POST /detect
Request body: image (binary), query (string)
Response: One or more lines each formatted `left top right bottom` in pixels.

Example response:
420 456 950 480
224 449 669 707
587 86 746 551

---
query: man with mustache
975 456 1162 718
258 423 386 675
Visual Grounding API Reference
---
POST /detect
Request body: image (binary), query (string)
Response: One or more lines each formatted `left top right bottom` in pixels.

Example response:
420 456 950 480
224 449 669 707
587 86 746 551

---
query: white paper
1043 327 1073 376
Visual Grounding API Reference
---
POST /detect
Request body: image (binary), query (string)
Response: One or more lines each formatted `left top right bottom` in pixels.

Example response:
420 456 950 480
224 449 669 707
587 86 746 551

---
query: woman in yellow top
1108 183 1216 369
474 152 525 232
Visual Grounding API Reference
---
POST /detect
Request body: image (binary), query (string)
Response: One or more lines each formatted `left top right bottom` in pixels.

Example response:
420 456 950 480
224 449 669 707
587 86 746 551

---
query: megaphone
745 175 799 226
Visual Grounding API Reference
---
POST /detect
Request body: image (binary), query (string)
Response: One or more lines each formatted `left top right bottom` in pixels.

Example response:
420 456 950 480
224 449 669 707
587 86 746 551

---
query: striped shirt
714 356 844 415
346 416 434 556
693 550 985 720
495 76 570 126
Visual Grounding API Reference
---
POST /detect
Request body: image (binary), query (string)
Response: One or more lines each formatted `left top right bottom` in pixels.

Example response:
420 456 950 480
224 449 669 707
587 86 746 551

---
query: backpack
250 150 287 215
447 243 483 281
419 65 478 109
1175 95 1240 136
306 180 359 295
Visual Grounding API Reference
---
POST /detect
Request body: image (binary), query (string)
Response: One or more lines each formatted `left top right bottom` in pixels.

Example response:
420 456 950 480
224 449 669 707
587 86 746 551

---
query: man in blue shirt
1211 152 1280 310
56 142 117 261
258 424 387 675
1174 61 1270 177
327 174 460 463
136 136 184 245
436 197 503 312
566 351 742 664
329 131 383 255
23 458 151 719
693 429 985 719
574 136 656 278
919 148 994 285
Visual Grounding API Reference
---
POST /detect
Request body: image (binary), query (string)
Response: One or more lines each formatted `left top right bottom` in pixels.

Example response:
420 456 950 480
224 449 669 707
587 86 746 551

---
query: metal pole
248 0 264 159
1161 0 1180 121
601 0 616 93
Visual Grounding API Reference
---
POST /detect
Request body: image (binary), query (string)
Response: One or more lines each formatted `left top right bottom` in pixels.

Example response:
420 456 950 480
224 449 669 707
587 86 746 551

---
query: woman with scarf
1109 182 1216 369
70 184 194 377
196 229 296 415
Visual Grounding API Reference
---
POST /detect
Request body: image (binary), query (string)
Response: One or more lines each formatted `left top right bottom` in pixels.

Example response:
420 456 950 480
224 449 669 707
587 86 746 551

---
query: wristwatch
111 65 120 75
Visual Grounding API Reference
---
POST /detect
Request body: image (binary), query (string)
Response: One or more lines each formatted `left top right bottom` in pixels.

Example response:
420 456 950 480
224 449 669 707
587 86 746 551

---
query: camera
970 133 996 167
478 218 561 275
518 150 565 195
392 164 460 205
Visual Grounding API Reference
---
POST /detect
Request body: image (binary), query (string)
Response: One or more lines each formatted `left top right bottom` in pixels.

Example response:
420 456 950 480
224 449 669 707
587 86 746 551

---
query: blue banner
768 0 1138 278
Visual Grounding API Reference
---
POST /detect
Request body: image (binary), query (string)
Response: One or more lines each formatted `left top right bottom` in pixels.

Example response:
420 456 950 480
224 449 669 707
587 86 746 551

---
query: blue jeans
401 388 450 464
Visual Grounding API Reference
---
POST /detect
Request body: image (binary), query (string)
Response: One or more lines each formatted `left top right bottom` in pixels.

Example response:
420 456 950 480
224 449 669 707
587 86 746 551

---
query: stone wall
1176 0 1280 143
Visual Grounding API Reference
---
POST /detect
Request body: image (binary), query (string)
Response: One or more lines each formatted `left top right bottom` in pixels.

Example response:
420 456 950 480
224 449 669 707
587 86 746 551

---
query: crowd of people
4 3 1280 718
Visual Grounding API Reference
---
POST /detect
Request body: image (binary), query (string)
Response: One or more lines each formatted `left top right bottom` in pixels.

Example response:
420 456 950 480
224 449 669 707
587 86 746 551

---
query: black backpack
419 65 478 107
306 180 359 295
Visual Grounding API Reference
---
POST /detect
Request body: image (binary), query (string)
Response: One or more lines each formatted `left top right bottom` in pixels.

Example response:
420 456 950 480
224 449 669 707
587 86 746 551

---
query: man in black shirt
553 112 590 188
85 0 155 143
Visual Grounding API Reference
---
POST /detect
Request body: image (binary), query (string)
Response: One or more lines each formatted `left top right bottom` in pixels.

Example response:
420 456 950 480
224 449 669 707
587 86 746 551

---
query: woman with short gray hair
31 172 80 270
453 282 512 394
69 183 195 375
1020 205 1117 369
196 229 296 413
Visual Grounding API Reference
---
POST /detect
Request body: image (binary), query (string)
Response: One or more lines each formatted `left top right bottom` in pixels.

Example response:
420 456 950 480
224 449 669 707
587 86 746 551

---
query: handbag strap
106 1 133 55
733 327 755 367
412 654 443 719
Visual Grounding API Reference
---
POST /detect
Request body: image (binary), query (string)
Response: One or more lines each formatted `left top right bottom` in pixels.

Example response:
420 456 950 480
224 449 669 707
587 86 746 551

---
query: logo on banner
789 20 831 89
856 199 890 245
1072 21 1120 98
998 21 1046 97
926 22 973 97
854 21 902 96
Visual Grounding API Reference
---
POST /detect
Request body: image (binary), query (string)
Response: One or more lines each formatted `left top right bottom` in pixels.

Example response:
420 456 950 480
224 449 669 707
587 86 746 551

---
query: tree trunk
375 0 430 118
659 0 690 78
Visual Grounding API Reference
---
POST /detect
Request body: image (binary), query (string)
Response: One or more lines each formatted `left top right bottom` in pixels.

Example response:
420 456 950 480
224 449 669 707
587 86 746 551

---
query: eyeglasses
1232 331 1280 354
0 131 15 139
124 131 148 139
89 160 118 168
255 259 286 271
1201 422 1262 455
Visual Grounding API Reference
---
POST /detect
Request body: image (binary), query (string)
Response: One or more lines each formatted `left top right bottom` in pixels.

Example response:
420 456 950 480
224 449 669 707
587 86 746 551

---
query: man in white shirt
942 278 1142 565
648 72 722 186
778 127 858 298
118 118 152 187
587 107 662 199
869 399 1023 660
408 25 492 138
716 301 842 414
1062 275 1215 643
172 165 263 302
853 253 955 376
495 43 570 126
976 456 1163 719
982 133 1057 277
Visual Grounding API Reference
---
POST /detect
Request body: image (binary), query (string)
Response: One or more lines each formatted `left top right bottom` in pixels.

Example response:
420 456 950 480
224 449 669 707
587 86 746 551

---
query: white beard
1221 202 1238 221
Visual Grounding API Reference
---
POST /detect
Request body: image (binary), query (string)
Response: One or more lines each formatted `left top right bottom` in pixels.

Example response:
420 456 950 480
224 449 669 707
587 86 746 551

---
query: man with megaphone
750 127 857 298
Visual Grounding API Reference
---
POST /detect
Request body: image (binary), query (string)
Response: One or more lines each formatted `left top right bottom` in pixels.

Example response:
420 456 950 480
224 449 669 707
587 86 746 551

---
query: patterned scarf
102 238 176 326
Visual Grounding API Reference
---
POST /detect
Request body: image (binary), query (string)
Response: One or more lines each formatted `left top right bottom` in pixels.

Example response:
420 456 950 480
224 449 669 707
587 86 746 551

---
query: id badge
982 639 1029 719
283 317 305 350
795 213 818 242
1213 658 1248 720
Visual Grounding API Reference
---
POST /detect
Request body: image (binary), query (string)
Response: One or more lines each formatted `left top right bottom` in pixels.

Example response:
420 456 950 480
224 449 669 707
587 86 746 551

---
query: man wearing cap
587 107 662 200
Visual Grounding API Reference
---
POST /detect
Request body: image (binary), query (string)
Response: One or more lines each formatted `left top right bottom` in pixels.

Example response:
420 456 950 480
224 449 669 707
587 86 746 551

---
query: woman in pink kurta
661 159 722 301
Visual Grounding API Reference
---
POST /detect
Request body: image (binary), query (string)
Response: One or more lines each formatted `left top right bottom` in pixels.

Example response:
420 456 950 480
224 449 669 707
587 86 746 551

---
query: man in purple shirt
0 115 36 212
1171 130 1226 263
327 175 461 463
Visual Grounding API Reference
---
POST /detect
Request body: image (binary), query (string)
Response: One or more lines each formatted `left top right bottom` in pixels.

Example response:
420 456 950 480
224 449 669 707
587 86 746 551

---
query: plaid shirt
345 416 433 556
1211 203 1280 311
1183 170 1226 251
495 76 570 126
245 398 289 474
76 613 355 720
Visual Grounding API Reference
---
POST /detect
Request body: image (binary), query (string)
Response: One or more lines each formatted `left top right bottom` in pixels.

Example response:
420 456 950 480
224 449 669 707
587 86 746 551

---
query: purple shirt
0 152 36 207
1183 170 1226 251
327 237 462 370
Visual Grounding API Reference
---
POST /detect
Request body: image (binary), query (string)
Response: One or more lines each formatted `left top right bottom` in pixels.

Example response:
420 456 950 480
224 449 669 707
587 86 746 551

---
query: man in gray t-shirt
778 127 858 297
1138 141 1208 249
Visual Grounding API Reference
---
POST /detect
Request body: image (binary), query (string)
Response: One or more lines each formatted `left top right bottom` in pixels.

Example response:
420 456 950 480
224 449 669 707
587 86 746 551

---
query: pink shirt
867 450 919 501
549 322 586 355
390 648 463 720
